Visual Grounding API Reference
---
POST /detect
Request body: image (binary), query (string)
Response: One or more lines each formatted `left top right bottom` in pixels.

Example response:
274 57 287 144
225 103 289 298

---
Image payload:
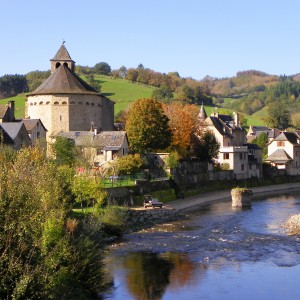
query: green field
0 94 27 119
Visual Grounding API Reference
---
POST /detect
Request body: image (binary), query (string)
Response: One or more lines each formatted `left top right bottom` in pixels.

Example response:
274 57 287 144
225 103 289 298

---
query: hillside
0 75 265 128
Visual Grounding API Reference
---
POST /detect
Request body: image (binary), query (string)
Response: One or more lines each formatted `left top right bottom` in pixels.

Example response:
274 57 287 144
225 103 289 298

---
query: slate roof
0 105 8 118
244 143 262 150
0 123 24 140
0 124 14 145
209 116 234 137
265 149 293 163
51 44 74 63
57 131 127 149
22 119 47 133
274 132 299 145
28 65 99 96
94 131 127 149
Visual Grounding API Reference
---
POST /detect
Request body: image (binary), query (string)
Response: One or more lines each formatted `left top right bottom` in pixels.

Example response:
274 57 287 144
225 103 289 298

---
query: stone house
21 119 47 145
0 122 31 149
26 43 115 142
265 131 300 175
58 130 129 166
246 125 280 143
199 107 262 179
0 101 15 123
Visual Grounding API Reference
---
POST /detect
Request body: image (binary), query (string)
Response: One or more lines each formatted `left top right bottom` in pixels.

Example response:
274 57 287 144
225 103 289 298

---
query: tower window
54 101 59 105
62 101 67 105
63 62 68 68
56 62 61 69
60 115 62 121
39 101 43 105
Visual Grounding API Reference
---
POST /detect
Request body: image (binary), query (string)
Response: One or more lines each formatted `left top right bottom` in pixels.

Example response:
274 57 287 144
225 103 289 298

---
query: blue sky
1 0 299 79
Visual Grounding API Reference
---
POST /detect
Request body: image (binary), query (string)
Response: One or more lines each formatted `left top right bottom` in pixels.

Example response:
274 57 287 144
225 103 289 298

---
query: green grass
0 94 27 119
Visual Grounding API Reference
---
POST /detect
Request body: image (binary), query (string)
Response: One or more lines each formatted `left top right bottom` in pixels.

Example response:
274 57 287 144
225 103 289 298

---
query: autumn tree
162 102 199 153
126 98 172 153
152 85 174 102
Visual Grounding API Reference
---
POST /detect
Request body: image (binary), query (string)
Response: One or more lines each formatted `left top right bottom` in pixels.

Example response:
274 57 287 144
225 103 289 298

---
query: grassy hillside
94 75 154 114
0 94 26 119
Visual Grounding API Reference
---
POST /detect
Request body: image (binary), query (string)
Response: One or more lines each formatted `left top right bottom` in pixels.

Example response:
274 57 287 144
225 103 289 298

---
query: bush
97 206 128 236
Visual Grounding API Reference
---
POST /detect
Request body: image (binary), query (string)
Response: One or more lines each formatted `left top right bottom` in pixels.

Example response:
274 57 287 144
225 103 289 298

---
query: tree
108 154 144 175
126 98 172 153
252 132 268 158
152 86 174 102
191 130 220 161
162 102 199 152
71 175 107 210
0 146 107 299
52 136 76 166
94 62 111 75
267 97 291 129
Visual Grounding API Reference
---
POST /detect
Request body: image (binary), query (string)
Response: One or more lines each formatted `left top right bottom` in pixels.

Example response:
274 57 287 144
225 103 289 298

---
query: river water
104 193 300 300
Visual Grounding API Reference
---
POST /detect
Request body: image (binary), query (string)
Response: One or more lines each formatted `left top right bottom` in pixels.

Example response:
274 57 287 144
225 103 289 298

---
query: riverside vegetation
0 145 129 299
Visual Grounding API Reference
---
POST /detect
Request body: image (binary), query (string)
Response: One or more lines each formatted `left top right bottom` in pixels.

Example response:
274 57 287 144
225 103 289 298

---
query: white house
265 131 300 175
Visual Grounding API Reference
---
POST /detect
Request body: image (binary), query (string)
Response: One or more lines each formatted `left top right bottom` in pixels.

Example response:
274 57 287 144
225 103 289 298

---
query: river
103 193 300 300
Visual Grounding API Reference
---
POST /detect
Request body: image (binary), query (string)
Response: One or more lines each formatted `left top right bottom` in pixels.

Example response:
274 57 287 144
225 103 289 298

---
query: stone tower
26 43 114 140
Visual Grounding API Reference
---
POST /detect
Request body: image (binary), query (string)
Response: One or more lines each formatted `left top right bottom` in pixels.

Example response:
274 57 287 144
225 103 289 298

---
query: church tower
26 43 114 140
50 42 75 74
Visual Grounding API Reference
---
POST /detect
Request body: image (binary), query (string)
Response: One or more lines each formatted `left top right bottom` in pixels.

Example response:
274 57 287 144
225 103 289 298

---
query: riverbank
165 182 300 212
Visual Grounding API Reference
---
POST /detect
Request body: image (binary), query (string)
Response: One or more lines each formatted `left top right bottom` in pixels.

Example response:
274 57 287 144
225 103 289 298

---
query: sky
1 0 300 80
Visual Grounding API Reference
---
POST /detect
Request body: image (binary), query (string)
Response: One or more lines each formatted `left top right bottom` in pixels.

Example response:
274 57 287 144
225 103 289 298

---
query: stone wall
127 208 182 225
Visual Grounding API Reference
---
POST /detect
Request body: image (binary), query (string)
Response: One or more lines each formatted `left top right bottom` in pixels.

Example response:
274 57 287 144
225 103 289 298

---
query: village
1 43 300 198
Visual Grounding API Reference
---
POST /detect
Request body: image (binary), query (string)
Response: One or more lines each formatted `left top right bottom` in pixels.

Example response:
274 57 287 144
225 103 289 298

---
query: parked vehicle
143 195 164 208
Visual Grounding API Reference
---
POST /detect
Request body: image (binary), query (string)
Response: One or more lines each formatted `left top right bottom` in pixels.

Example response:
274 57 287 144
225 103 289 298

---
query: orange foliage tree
163 102 199 152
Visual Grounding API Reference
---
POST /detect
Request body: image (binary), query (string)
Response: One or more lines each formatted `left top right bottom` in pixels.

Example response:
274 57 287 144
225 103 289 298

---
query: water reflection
108 252 208 300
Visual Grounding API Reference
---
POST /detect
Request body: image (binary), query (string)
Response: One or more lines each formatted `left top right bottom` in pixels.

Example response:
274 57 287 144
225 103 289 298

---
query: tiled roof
209 116 233 137
265 149 292 163
51 44 74 62
28 65 98 96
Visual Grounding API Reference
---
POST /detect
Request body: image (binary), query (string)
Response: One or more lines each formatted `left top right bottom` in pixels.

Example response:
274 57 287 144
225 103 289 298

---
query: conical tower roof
51 44 74 62
28 64 99 96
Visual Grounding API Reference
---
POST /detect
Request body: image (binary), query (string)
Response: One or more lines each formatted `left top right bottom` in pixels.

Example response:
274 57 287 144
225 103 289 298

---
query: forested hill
1 64 300 129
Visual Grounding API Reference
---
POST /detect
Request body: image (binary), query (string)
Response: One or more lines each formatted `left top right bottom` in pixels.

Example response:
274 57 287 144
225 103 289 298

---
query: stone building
26 43 114 141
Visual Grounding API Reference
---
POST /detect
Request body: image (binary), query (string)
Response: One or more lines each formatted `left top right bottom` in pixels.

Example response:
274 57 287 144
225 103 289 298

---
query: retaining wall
127 208 182 225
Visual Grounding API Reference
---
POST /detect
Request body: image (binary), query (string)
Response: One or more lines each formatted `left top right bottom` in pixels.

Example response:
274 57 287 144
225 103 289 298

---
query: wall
127 208 182 225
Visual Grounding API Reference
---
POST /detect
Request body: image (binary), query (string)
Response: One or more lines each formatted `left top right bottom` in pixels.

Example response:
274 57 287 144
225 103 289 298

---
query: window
223 153 229 160
249 164 252 170
62 101 67 105
248 149 254 155
54 101 59 105
60 115 62 121
241 164 244 171
277 141 285 147
239 153 243 160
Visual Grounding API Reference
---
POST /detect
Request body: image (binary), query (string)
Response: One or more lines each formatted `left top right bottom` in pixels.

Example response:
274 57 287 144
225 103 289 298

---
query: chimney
8 101 15 121
233 112 240 127
94 128 97 136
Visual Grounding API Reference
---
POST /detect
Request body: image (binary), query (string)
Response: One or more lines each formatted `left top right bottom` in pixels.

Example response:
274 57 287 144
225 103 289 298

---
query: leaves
126 98 172 153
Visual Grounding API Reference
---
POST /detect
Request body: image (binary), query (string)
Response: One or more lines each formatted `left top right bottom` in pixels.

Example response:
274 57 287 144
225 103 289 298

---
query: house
58 130 129 166
246 125 280 143
265 131 300 175
0 122 31 149
26 43 115 142
200 107 262 179
0 101 15 123
22 119 47 145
